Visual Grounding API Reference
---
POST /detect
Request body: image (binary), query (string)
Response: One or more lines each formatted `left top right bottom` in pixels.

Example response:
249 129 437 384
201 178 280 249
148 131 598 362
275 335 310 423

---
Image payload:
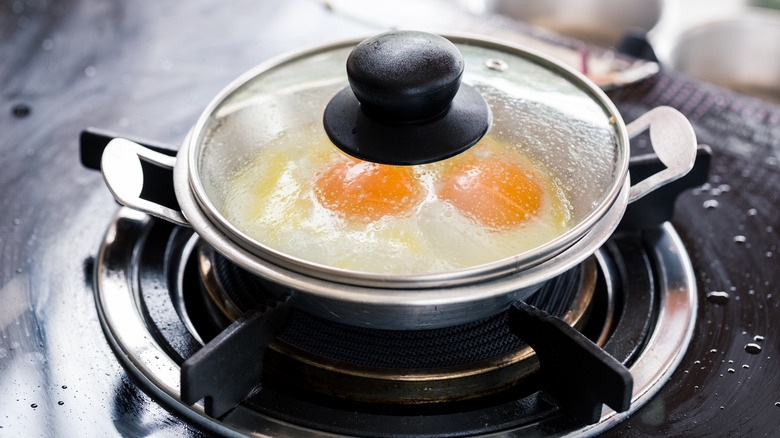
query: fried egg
313 157 424 223
218 126 573 274
436 153 543 230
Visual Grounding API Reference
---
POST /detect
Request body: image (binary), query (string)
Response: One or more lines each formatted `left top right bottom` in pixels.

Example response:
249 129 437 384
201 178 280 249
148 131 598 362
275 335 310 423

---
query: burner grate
209 249 585 369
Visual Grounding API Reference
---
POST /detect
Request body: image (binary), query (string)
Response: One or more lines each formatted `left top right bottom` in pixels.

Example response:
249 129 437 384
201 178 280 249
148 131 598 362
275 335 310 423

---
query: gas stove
87 204 697 436
2 1 779 437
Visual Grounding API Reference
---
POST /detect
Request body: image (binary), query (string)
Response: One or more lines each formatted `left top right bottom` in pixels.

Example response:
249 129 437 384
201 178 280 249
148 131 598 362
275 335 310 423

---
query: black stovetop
1 1 779 437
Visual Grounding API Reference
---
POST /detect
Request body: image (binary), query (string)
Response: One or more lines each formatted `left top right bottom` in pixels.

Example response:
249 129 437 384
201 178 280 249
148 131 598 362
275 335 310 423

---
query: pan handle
101 138 190 227
80 127 179 170
626 106 697 202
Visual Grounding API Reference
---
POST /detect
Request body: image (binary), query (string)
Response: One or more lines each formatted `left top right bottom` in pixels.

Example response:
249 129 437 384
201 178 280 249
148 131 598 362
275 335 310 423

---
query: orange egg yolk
436 156 543 230
314 157 424 223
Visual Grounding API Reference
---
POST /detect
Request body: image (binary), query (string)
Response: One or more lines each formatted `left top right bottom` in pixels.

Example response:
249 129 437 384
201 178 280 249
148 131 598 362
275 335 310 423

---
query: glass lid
190 33 625 277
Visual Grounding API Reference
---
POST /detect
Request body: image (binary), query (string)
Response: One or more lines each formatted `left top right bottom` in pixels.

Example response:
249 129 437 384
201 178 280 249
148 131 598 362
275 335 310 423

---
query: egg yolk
314 157 424 223
436 156 543 230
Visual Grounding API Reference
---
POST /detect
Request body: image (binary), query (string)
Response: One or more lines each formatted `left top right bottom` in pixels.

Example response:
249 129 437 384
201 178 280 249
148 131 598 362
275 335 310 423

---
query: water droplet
11 103 31 118
745 343 762 354
84 65 96 77
742 364 750 369
706 291 730 305
733 235 747 244
58 401 64 405
703 199 719 209
727 368 735 373
754 335 765 342
747 208 758 216
776 402 780 407
41 38 54 51
720 406 725 410
766 251 773 258
710 348 718 353
31 403 37 408
62 385 67 389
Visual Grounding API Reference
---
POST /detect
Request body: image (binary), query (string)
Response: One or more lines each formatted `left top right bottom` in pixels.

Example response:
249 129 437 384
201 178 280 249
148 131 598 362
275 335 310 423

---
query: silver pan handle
101 138 190 227
626 106 697 202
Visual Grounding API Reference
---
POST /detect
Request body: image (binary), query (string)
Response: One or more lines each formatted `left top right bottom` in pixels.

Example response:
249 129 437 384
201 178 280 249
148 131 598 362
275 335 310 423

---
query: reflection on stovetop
2 0 780 437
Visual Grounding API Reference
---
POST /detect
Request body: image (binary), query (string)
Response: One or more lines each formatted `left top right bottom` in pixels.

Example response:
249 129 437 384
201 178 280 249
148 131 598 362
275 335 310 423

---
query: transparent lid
190 35 625 276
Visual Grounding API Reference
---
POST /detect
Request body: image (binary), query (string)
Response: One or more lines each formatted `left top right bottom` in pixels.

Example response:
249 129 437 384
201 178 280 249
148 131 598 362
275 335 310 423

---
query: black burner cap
323 31 490 165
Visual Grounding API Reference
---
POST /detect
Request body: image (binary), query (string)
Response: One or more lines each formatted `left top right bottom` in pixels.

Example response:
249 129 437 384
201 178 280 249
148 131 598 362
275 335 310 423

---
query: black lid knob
323 31 490 165
347 31 464 124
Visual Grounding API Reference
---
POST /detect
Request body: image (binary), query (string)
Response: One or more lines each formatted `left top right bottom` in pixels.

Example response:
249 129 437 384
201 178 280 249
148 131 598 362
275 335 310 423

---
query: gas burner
195 242 599 404
94 207 696 437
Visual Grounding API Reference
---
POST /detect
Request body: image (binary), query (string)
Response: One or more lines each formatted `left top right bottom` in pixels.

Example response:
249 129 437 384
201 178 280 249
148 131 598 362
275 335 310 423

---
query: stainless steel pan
98 33 697 329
